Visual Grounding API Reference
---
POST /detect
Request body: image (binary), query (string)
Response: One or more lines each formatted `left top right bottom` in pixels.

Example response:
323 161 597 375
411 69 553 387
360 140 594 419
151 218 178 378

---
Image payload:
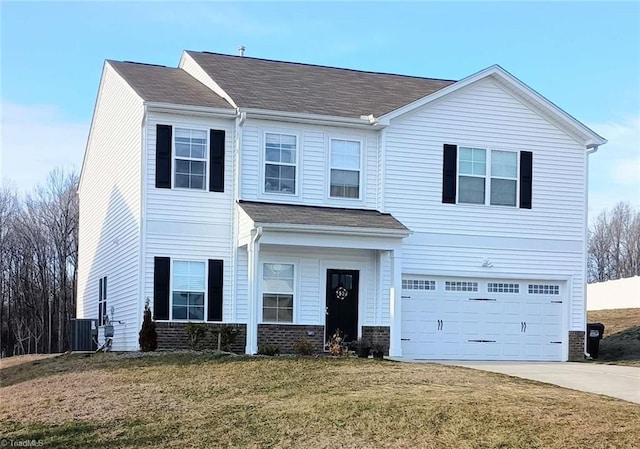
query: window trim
260 258 298 324
327 137 364 201
456 145 521 207
170 259 208 322
261 130 300 197
172 126 209 191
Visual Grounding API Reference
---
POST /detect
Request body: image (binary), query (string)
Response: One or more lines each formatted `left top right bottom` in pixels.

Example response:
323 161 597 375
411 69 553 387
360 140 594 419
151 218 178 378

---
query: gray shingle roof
239 201 408 232
186 51 456 118
108 60 233 109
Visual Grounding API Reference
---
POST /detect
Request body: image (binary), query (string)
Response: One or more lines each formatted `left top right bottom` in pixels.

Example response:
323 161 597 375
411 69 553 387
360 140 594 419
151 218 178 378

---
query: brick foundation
156 322 247 354
568 330 585 361
361 326 390 356
257 324 325 354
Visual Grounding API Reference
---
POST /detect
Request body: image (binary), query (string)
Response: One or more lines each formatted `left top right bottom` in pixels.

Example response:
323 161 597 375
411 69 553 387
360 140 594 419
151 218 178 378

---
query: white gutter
145 102 237 118
253 222 411 238
137 105 148 349
241 108 380 129
583 144 599 358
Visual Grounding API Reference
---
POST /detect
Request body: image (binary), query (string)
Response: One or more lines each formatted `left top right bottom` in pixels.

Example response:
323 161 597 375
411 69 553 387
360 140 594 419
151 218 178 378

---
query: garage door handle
437 319 443 330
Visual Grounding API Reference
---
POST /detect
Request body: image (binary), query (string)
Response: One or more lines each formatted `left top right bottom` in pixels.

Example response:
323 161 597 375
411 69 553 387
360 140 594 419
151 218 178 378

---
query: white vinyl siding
76 63 144 351
144 112 234 323
384 77 587 330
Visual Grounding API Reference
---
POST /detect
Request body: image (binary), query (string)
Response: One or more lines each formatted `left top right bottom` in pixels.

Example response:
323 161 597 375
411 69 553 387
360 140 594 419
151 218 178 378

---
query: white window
330 139 361 199
402 279 436 291
458 147 486 204
264 133 297 194
528 284 560 295
172 261 206 320
445 281 478 292
98 276 107 325
174 128 207 190
458 148 518 206
262 263 294 322
490 150 518 206
488 282 520 293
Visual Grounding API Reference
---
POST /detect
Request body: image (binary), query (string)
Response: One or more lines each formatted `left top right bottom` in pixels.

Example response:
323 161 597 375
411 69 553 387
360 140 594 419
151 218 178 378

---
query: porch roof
238 201 409 234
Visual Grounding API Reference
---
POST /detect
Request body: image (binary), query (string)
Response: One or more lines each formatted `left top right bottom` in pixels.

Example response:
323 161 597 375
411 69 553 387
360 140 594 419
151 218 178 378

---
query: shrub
257 344 281 356
184 323 208 350
325 329 348 356
138 299 157 352
293 336 315 356
219 326 239 352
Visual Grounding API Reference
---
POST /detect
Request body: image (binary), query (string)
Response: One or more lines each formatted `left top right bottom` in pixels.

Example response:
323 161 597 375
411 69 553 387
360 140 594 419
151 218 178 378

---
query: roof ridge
187 50 457 83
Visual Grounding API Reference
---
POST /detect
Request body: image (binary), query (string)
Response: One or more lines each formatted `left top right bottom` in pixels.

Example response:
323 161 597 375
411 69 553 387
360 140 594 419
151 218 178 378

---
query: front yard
1 353 639 448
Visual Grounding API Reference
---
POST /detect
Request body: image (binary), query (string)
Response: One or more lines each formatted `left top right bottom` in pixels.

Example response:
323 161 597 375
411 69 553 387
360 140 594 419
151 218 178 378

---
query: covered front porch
237 201 410 355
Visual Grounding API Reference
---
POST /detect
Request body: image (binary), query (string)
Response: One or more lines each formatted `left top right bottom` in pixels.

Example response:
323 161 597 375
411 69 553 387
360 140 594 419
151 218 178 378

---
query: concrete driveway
437 362 640 404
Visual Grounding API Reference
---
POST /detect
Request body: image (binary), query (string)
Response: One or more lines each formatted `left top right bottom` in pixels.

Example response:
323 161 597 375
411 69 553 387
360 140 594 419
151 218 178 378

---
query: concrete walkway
399 360 640 404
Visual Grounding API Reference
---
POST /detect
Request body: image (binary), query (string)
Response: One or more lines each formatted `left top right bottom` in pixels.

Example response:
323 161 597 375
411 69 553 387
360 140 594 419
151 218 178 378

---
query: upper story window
172 260 206 320
262 263 294 323
330 139 361 199
458 147 518 207
174 128 207 190
264 133 297 194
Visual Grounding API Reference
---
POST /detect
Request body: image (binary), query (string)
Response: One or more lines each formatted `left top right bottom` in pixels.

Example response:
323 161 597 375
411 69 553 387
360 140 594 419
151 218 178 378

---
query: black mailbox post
586 322 605 359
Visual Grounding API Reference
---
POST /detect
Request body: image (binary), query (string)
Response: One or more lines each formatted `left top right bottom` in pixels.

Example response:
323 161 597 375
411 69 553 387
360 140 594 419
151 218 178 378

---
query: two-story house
77 51 606 360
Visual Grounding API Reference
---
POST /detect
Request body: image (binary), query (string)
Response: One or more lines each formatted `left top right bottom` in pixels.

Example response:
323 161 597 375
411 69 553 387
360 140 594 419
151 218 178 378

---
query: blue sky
1 1 639 218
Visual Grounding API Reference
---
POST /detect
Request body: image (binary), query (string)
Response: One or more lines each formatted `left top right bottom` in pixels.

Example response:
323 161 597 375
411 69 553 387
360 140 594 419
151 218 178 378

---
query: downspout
137 105 148 350
246 226 263 354
583 145 599 358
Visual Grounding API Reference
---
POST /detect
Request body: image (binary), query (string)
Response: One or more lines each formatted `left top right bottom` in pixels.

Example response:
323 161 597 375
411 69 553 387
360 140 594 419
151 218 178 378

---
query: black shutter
208 259 223 321
153 257 170 320
98 278 103 324
442 144 457 203
519 151 533 209
156 125 172 189
209 130 225 192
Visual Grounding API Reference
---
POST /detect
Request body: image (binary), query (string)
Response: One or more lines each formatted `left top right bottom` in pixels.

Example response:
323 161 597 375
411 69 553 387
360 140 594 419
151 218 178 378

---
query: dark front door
325 269 359 343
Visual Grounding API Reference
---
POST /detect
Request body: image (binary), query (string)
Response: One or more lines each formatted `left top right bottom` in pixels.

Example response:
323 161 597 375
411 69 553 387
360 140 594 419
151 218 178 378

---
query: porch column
389 246 403 357
245 228 262 354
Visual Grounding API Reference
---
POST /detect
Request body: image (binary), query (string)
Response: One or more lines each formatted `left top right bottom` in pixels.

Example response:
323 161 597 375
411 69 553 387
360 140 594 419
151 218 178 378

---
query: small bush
184 323 208 350
257 344 281 356
138 300 157 352
219 326 239 352
325 329 348 356
293 336 315 356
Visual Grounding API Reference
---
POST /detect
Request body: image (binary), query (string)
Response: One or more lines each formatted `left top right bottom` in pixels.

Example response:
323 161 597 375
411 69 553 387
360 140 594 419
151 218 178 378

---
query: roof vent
238 45 245 57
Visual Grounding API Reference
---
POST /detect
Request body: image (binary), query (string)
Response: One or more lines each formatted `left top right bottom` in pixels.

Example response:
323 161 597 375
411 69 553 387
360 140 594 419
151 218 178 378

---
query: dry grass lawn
588 308 640 366
1 353 639 448
0 353 62 369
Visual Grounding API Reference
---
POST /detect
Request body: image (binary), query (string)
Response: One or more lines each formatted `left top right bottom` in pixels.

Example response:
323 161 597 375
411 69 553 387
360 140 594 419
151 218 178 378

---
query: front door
325 269 359 343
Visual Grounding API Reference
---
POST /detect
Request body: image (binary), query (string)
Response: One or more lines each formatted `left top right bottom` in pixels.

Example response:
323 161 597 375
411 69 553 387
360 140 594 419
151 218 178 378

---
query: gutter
241 108 382 129
144 102 237 118
583 144 599 358
253 222 412 238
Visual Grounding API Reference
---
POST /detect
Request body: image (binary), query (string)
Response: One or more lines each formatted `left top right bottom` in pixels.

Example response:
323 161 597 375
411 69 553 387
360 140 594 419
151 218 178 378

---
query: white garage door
401 278 564 361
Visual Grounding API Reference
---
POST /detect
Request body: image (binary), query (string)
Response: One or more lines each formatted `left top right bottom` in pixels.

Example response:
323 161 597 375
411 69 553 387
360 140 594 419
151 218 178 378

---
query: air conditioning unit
70 319 98 351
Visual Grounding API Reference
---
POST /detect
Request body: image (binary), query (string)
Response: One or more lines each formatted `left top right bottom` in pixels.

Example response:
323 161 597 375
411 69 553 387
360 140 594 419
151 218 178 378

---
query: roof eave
379 64 607 148
253 222 411 238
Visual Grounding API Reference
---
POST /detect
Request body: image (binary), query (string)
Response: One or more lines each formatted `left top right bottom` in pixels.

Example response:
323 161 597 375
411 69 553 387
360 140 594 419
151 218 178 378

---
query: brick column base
568 331 585 361
362 326 390 356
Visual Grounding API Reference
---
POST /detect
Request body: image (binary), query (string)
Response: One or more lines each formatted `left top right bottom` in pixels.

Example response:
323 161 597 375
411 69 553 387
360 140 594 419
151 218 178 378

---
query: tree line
588 202 640 283
0 169 78 357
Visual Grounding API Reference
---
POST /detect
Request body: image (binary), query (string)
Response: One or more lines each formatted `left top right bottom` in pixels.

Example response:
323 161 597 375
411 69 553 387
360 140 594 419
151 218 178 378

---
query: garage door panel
401 277 565 361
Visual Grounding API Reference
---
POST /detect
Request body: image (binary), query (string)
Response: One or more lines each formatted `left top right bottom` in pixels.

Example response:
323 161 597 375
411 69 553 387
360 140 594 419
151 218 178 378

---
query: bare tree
588 202 640 283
